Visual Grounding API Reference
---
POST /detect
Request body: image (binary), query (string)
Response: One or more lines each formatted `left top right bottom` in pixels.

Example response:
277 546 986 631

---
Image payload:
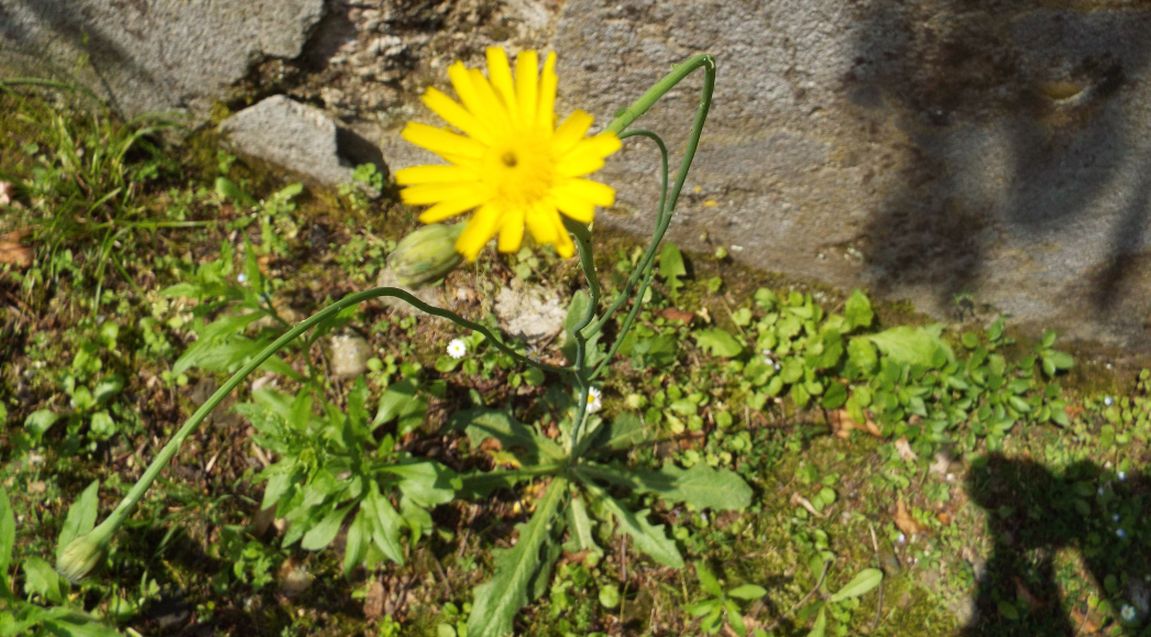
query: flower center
486 131 554 207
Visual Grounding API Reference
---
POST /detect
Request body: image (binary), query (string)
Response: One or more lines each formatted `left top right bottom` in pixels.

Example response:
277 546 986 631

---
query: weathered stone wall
4 0 1151 354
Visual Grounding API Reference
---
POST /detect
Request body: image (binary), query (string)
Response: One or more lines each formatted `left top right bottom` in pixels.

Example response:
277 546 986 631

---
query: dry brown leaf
894 437 918 462
660 307 695 323
894 499 925 536
828 409 881 438
1070 606 1104 634
0 230 32 267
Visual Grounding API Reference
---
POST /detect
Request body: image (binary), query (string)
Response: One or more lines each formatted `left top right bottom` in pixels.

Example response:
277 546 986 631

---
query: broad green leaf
658 243 687 294
454 409 564 464
22 557 65 605
373 380 427 435
0 488 13 594
40 611 122 637
300 504 351 551
604 412 649 451
599 496 682 568
468 478 567 637
561 290 591 364
694 328 743 358
728 584 768 600
807 607 827 637
844 289 873 329
828 567 883 602
381 462 458 508
862 324 953 368
24 409 60 437
55 481 100 562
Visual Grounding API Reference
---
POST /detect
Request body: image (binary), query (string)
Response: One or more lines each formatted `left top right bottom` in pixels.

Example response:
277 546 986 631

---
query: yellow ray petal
550 210 575 257
555 178 615 207
525 203 558 246
395 164 479 185
557 134 622 177
456 204 501 261
538 52 557 131
555 197 595 224
418 194 488 223
401 182 491 205
553 111 594 153
402 122 485 160
485 47 518 116
497 207 525 253
422 87 494 145
468 68 512 130
514 50 539 127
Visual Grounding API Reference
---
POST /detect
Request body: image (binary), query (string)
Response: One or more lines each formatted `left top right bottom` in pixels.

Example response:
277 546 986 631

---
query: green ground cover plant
2 54 1150 637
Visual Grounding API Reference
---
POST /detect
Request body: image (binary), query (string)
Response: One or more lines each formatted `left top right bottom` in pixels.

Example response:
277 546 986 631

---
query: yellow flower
396 47 621 261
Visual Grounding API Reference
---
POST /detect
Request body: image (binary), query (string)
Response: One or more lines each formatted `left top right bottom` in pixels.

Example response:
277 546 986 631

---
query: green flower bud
56 533 108 583
388 223 465 288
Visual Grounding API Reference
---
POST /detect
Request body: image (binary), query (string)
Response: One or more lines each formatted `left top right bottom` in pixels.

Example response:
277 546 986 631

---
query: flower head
447 338 467 359
397 47 621 260
587 386 603 413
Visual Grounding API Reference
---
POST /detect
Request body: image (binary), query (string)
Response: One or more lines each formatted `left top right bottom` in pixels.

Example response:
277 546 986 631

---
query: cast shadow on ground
964 453 1151 636
847 3 1151 311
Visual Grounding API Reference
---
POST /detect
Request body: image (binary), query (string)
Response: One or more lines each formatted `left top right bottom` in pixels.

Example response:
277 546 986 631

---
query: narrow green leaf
807 606 827 637
0 488 14 594
366 486 404 564
587 462 752 511
561 290 591 364
695 562 723 597
694 328 743 358
381 462 459 508
342 509 369 577
566 495 600 554
55 481 100 563
599 495 682 568
658 242 687 293
728 584 768 600
828 568 883 602
726 599 748 637
468 478 567 637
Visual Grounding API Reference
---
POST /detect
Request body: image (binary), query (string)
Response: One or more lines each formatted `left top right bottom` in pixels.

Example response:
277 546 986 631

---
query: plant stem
65 285 562 578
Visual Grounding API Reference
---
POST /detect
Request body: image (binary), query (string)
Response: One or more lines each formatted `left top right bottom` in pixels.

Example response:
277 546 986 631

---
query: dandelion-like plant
57 45 742 637
397 47 621 260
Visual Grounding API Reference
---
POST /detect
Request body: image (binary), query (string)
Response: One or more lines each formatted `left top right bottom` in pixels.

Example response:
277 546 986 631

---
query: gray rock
0 0 325 118
219 95 355 187
328 333 371 379
495 284 567 342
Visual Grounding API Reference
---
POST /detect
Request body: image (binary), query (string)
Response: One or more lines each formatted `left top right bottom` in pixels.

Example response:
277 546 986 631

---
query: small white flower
897 532 907 545
1113 513 1122 523
237 272 247 284
587 387 603 413
446 338 467 359
1117 528 1128 539
1122 604 1138 623
1105 396 1115 407
1119 470 1128 481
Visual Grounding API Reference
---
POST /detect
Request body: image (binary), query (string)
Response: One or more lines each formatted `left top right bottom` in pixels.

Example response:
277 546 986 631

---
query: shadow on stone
848 1 1151 312
964 453 1151 636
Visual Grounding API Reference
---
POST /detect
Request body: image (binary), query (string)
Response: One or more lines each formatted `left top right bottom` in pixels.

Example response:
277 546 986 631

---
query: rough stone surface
0 0 325 117
219 95 356 187
328 333 372 379
7 0 1151 354
495 284 567 342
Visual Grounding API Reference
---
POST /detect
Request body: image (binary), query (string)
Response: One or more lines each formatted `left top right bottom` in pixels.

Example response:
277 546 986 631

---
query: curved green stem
59 285 565 580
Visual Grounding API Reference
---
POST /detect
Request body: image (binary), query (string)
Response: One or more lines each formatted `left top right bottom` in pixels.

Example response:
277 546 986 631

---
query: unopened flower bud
388 223 465 288
56 533 108 583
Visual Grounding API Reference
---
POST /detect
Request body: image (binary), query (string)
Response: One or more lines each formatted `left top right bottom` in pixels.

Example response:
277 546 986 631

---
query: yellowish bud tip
56 534 106 583
389 223 466 288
